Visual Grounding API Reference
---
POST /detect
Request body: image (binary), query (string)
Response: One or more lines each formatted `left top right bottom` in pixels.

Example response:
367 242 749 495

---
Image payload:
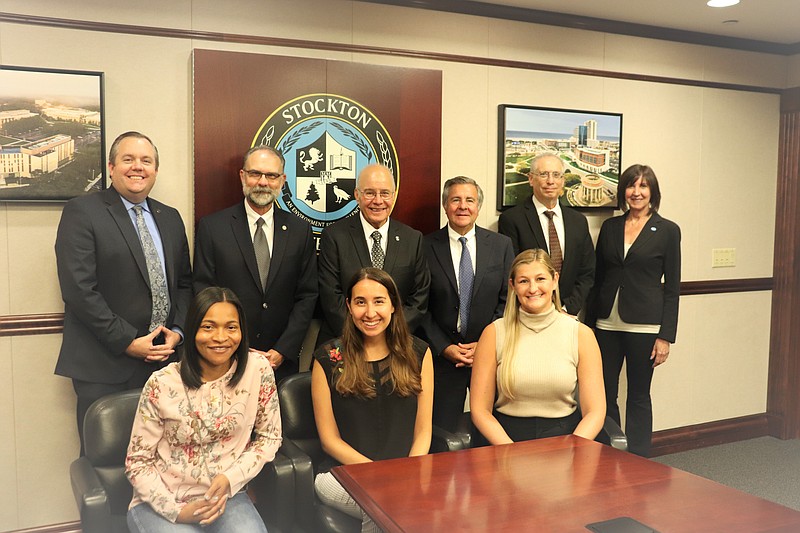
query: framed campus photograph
497 104 622 210
0 65 105 202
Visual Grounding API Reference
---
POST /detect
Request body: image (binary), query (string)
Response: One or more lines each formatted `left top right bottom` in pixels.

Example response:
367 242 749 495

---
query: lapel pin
395 235 399 241
650 227 657 231
282 225 287 231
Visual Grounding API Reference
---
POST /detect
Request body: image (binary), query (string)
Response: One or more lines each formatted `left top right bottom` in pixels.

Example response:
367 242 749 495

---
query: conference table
332 435 800 532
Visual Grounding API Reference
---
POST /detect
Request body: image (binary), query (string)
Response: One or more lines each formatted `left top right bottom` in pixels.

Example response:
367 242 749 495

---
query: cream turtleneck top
493 305 579 418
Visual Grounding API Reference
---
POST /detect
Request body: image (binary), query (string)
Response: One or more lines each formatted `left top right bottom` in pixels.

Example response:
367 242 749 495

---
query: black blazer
419 226 514 356
54 186 193 384
193 202 318 363
586 212 681 343
498 197 595 314
318 214 430 343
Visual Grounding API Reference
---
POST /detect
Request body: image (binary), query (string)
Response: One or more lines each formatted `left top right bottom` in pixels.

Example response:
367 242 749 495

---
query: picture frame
497 104 622 210
0 65 105 202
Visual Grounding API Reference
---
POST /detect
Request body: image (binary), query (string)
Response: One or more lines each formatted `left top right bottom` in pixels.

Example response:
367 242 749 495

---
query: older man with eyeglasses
193 145 318 382
317 163 430 346
498 153 595 317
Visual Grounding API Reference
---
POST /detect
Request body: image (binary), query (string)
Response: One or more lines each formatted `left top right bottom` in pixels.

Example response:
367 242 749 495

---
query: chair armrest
69 457 112 533
431 425 466 452
602 416 628 452
278 439 316 532
250 451 295 533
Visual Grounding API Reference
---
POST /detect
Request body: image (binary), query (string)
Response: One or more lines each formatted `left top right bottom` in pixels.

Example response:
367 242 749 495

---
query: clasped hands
177 474 231 525
443 342 477 368
125 326 181 362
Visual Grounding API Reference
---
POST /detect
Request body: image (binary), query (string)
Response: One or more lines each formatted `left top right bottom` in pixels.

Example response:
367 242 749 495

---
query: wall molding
651 414 770 457
0 12 782 95
9 522 80 533
0 278 772 337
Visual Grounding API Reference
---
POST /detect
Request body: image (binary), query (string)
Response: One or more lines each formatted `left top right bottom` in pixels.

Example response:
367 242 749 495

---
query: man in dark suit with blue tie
318 163 430 345
419 177 514 432
498 153 595 316
193 146 317 382
55 131 193 454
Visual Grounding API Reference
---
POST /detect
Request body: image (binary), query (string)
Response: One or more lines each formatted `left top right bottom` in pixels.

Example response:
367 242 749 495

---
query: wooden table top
332 435 800 532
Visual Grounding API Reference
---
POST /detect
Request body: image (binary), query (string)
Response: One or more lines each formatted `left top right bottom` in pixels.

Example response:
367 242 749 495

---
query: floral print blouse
125 352 281 522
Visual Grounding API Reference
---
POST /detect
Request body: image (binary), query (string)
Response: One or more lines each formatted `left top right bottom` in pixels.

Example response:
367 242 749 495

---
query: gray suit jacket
55 186 193 384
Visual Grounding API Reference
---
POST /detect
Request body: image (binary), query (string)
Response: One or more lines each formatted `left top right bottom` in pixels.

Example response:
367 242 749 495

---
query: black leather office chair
69 388 296 533
278 371 465 533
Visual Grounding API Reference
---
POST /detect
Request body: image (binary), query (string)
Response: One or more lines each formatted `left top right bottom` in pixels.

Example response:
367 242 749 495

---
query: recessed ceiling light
707 0 740 7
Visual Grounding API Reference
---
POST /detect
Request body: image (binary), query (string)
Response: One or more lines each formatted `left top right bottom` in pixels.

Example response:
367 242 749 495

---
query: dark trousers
432 357 471 433
72 362 155 457
595 328 657 457
493 409 581 442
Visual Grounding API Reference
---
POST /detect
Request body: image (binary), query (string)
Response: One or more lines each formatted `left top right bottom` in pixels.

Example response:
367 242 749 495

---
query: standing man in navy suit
498 153 595 316
318 163 430 345
419 177 514 432
193 146 317 382
55 131 193 454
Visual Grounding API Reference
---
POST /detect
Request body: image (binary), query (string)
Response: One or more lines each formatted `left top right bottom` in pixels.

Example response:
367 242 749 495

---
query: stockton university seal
252 93 400 236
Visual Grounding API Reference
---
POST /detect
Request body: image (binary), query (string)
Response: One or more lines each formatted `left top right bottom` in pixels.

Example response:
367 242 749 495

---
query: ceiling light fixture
707 0 740 7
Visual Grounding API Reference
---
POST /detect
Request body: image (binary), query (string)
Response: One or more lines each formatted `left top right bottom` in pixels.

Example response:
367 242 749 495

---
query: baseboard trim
650 413 771 456
9 521 80 533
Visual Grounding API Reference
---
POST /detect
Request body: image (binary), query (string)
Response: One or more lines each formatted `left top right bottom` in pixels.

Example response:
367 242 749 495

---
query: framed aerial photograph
498 104 622 210
0 65 105 202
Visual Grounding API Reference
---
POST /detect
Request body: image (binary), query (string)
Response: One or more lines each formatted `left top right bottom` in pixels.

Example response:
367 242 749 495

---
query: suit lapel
148 199 175 290
627 212 661 258
612 215 626 262
105 188 149 287
472 227 491 296
524 199 548 250
268 210 289 288
383 220 399 272
432 228 458 293
230 204 263 292
347 215 372 268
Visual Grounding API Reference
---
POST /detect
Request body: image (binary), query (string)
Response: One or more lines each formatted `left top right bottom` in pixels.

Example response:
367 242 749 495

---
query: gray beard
244 185 277 207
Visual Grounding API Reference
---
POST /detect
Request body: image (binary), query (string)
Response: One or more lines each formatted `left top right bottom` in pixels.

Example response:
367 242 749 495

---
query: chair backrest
277 372 326 465
83 389 141 515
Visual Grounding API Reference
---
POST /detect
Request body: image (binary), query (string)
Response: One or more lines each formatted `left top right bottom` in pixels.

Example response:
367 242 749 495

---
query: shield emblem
295 131 357 212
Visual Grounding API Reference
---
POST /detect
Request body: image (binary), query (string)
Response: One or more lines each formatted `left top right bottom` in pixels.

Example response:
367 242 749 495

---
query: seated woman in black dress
312 267 433 533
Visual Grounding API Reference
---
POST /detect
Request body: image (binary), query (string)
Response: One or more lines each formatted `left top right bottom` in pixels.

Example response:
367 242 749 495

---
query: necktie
458 236 474 335
544 210 563 274
133 205 168 331
371 231 385 269
254 218 271 291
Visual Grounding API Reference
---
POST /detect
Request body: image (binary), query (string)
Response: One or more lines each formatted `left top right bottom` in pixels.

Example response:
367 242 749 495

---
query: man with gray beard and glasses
193 145 317 381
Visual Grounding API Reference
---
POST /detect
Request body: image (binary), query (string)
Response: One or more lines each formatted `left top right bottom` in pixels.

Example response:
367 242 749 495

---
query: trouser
127 491 267 532
595 328 658 457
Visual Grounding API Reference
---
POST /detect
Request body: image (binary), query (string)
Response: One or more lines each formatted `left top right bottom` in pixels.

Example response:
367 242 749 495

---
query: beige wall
0 0 789 529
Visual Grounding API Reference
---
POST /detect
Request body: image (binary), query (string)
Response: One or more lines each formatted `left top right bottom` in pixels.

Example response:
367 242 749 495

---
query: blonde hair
498 249 562 399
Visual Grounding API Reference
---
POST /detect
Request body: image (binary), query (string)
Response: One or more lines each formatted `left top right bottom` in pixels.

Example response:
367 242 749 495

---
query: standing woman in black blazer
587 164 681 457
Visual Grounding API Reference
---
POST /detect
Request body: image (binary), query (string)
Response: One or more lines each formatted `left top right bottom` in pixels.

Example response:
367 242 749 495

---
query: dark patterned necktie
254 218 271 291
133 205 168 331
458 236 474 335
544 210 563 274
371 231 385 269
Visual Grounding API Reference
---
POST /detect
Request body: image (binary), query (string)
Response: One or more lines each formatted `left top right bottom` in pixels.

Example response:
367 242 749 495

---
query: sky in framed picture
498 105 622 210
0 66 105 202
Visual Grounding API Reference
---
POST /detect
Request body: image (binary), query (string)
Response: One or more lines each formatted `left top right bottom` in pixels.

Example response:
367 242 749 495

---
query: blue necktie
458 236 474 335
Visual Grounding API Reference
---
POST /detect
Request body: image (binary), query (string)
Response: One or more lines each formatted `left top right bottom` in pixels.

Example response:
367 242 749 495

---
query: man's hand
124 326 176 362
250 348 284 369
176 474 230 525
442 342 477 368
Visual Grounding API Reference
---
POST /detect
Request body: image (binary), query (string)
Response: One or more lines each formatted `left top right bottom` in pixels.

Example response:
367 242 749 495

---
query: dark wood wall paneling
0 11 796 456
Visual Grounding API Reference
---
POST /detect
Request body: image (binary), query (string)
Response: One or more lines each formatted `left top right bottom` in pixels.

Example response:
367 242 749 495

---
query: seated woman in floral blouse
312 267 433 533
125 287 281 532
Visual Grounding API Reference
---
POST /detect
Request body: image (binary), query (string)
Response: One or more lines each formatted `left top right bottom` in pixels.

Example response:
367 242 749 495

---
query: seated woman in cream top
470 249 605 444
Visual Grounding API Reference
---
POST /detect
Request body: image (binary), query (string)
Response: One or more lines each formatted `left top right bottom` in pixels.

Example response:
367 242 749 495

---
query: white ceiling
464 0 800 45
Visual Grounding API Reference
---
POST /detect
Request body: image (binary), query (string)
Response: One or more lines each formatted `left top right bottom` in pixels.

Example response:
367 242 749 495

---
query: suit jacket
193 202 318 364
419 226 514 356
498 197 595 314
318 214 430 343
586 212 681 343
54 186 193 384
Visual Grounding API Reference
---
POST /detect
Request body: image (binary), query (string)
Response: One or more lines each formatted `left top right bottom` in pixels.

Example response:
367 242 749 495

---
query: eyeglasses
358 189 394 200
244 169 283 182
533 171 564 180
